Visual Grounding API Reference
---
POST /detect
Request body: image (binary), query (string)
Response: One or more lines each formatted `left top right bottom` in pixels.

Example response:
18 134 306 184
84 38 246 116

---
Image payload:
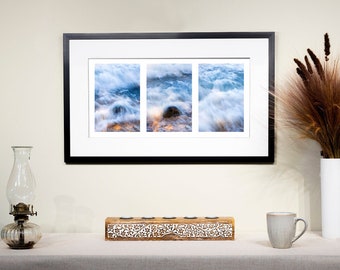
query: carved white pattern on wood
107 223 233 239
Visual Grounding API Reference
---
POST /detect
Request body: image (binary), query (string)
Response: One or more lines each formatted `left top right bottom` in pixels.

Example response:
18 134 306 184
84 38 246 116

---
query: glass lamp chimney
6 146 36 210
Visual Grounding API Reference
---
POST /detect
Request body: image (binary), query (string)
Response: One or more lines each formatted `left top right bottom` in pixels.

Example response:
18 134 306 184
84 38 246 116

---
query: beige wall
0 0 338 233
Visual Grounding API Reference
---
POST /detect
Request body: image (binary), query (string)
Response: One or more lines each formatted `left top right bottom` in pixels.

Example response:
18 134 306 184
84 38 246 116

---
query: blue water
147 64 192 132
199 64 244 132
94 64 140 132
94 62 244 133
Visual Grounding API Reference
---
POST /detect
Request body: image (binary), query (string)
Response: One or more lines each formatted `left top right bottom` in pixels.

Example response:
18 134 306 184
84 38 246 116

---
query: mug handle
292 218 308 243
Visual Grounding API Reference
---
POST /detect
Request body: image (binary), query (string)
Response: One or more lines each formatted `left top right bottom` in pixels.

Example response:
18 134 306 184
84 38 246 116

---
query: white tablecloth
1 232 340 270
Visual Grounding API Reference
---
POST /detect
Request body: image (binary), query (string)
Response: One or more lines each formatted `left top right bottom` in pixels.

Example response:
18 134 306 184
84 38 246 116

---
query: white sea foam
198 63 244 132
94 64 140 132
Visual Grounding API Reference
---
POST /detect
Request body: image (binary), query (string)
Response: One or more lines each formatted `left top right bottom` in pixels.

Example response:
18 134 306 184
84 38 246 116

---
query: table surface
1 232 340 270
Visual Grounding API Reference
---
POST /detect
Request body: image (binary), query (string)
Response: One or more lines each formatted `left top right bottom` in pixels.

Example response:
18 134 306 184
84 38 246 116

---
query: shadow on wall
53 195 94 233
276 129 321 231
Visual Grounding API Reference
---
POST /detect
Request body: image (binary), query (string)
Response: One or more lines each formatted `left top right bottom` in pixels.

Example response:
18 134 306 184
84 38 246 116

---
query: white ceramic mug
266 212 308 249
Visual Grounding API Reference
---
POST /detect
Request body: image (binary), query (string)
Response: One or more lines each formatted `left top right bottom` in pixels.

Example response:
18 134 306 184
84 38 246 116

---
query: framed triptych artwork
63 32 275 164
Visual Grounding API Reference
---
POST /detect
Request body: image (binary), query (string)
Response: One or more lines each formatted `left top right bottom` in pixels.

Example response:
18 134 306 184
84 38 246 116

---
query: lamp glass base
1 218 41 249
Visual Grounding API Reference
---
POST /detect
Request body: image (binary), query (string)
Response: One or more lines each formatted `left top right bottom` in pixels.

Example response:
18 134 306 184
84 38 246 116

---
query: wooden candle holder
105 216 234 241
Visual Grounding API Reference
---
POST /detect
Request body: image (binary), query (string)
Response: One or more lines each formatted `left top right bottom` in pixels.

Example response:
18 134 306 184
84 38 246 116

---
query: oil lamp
1 146 41 249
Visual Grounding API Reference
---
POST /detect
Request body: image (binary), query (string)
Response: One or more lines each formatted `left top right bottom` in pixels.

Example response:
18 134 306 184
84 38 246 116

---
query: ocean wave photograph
94 63 141 132
147 63 192 132
199 63 244 132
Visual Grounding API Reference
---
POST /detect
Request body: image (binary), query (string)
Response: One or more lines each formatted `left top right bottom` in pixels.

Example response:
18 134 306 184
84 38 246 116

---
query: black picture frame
63 32 275 164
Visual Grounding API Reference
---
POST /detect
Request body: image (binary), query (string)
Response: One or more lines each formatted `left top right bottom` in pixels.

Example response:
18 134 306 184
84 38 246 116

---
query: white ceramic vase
320 158 340 239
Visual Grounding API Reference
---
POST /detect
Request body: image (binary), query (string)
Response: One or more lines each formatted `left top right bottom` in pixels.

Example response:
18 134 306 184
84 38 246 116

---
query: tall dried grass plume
278 33 340 158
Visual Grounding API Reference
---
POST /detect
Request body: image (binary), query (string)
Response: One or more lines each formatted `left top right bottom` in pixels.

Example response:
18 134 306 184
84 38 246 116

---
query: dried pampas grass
278 33 340 158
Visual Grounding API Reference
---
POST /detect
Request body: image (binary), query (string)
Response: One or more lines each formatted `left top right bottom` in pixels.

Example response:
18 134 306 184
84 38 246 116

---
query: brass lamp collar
10 203 37 217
